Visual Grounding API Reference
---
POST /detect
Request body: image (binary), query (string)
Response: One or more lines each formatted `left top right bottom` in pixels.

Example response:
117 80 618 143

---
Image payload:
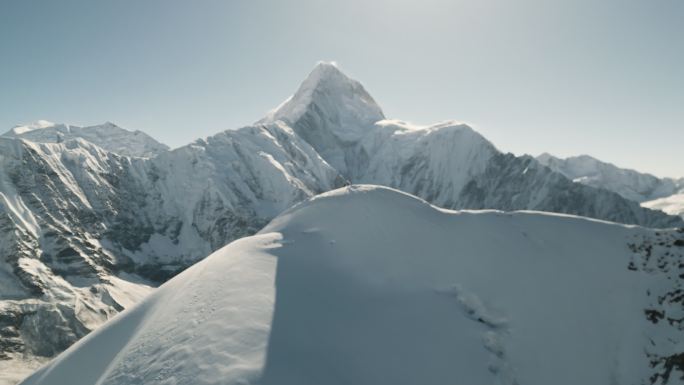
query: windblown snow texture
20 186 684 385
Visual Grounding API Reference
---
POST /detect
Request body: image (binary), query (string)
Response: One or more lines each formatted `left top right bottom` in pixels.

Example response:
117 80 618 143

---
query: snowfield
20 186 684 385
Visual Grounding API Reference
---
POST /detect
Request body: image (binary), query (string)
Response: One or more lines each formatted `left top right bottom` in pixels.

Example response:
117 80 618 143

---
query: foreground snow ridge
20 185 684 385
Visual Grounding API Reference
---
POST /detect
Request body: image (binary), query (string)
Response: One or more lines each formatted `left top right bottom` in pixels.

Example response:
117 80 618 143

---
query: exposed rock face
0 122 343 381
456 153 681 227
262 62 385 176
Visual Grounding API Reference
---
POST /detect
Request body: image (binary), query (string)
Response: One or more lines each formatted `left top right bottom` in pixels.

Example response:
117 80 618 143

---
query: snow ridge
0 121 342 382
260 63 681 228
2 62 683 383
2 121 169 158
19 185 684 385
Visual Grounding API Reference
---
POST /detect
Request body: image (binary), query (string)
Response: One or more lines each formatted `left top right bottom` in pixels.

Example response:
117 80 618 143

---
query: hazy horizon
1 0 682 178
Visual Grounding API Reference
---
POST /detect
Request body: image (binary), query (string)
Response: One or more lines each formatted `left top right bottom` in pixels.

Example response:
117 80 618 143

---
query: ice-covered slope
0 122 342 383
20 186 684 385
3 121 169 158
537 153 683 203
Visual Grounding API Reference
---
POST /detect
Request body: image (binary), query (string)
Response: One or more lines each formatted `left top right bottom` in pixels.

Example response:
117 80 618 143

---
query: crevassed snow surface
20 186 684 385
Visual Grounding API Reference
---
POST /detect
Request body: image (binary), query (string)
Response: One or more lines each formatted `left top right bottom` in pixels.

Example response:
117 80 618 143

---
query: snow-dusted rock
3 121 169 158
267 63 682 228
2 62 682 383
0 122 342 382
537 153 684 202
261 61 385 175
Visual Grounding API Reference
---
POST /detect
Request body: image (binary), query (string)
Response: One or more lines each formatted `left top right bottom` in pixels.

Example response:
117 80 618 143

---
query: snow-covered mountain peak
260 62 384 175
303 61 348 88
292 61 380 113
2 121 169 158
262 62 384 141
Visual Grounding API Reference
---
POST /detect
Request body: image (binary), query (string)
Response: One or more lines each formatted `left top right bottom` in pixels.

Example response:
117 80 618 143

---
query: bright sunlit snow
20 185 683 385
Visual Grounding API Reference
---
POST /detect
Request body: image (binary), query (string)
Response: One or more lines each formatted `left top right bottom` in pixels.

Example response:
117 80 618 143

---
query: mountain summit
265 62 384 130
261 62 681 229
262 62 384 173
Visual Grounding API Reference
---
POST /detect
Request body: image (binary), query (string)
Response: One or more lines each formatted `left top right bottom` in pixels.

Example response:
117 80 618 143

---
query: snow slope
3 121 169 158
20 185 684 385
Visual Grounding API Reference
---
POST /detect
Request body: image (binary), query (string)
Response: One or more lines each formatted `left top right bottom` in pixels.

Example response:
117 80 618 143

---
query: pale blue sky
1 0 682 177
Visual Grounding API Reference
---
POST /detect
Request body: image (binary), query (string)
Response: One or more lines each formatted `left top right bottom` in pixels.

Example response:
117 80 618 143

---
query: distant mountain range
537 153 684 218
1 62 682 383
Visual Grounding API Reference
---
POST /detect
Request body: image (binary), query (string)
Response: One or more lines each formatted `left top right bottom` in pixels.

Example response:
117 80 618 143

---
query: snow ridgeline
537 153 684 218
2 61 683 382
0 121 342 383
3 121 169 158
20 186 684 385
